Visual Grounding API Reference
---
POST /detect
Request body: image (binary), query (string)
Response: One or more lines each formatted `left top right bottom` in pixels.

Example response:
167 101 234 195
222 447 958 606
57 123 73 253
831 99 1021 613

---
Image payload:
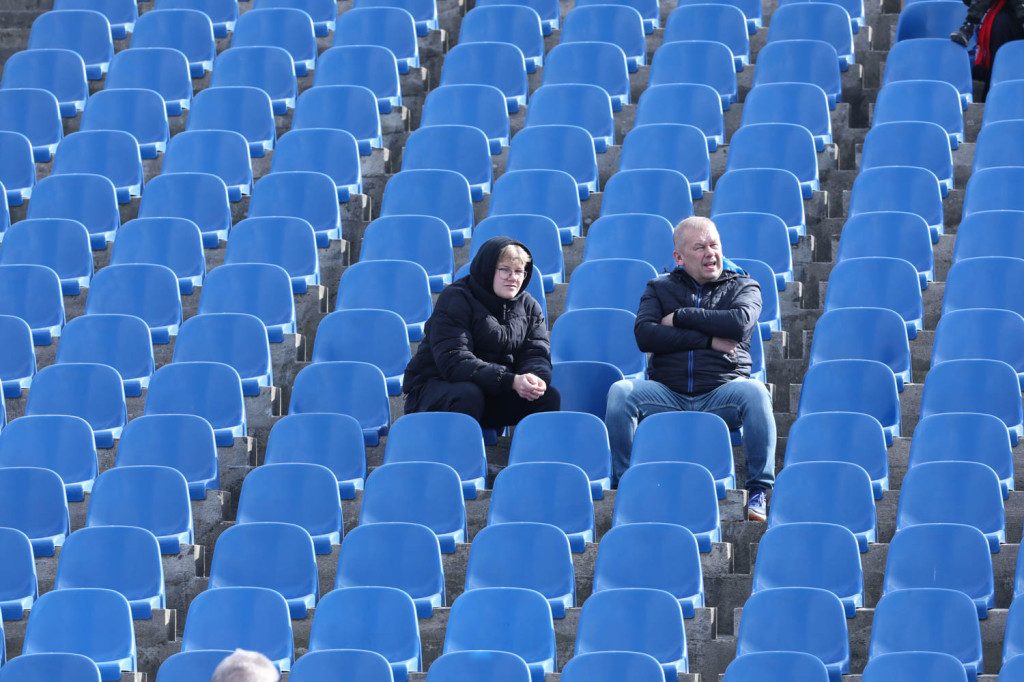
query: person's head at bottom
210 650 279 682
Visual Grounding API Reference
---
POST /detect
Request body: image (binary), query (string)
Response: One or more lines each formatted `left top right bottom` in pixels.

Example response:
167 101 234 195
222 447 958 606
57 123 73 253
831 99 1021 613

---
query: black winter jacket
636 267 762 395
403 237 552 403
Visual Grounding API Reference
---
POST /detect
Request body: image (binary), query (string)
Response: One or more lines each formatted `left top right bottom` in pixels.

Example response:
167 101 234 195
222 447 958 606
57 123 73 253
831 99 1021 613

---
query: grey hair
210 650 280 682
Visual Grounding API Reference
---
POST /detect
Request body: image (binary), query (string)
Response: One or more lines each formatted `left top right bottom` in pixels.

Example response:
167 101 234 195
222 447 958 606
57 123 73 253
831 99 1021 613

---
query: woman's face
493 259 527 299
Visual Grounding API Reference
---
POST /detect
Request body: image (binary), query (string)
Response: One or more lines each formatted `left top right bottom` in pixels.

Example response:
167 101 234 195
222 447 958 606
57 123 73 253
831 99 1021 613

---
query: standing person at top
403 236 560 428
604 216 776 521
950 0 1023 45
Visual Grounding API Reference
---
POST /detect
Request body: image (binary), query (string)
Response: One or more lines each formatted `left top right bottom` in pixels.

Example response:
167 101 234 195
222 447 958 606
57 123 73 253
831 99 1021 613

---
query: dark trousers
405 379 561 428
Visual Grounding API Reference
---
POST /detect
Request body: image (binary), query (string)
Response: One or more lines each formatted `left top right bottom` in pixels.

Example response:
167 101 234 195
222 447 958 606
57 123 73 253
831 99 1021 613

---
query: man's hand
711 337 739 354
513 373 547 401
661 311 676 326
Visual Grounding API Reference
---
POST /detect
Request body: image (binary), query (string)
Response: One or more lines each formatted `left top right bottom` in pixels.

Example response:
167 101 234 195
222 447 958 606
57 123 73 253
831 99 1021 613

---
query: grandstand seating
52 131 142 204
290 650 394 682
471 215 563 291
630 411 735 498
809 307 911 391
619 123 711 198
740 82 832 150
264 413 367 498
715 212 793 288
860 121 953 196
0 130 35 203
154 0 237 37
335 7 419 74
883 37 973 108
80 89 169 160
289 361 390 445
25 363 126 448
601 168 695 228
271 129 363 202
187 86 276 157
162 130 253 201
724 652 831 682
421 84 509 152
0 467 68 557
181 586 293 671
27 10 112 80
873 79 964 147
173 313 272 395
711 168 805 242
910 412 1015 497
0 264 64 345
27 174 119 250
155 651 233 682
665 4 749 69
116 414 220 499
0 652 102 682
109 218 205 294
383 412 486 497
247 170 342 245
130 9 216 78
649 40 737 108
85 264 182 345
427 651 530 682
894 0 967 41
0 218 93 295
785 412 889 498
312 309 411 396
460 5 543 72
231 8 316 76
635 83 725 150
541 42 629 110
751 40 842 108
0 314 34 397
564 258 658 314
56 314 153 397
104 47 192 116
86 466 194 554
314 46 401 113
224 216 320 292
1 49 87 119
0 89 63 163
138 172 232 248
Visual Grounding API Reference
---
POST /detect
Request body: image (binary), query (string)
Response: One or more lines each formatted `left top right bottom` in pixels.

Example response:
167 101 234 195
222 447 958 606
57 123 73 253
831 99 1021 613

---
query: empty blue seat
198 262 296 342
983 79 1024 126
541 42 630 110
526 84 614 153
155 651 233 682
768 3 854 69
550 308 645 380
564 258 658 314
601 168 695 228
593 522 704 617
380 168 474 246
460 5 543 72
231 8 316 76
630 411 736 499
725 652 830 682
27 174 119 250
715 213 793 289
0 653 101 682
187 86 276 157
786 411 889 498
314 45 401 113
583 214 675 273
560 5 646 71
153 0 237 36
620 123 710 198
991 37 1024 86
753 522 863 617
0 315 34 397
727 122 819 198
848 166 944 241
711 168 805 243
359 461 466 551
52 0 134 38
334 7 418 73
0 131 36 204
635 83 725 151
52 131 142 204
235 463 343 553
336 521 445 617
116 414 220 500
137 172 232 248
824 257 924 337
678 0 761 30
0 467 68 557
291 650 395 682
752 39 842 108
55 314 154 397
911 413 1014 498
577 0 658 30
292 85 382 156
173 313 272 395
444 587 555 682
143 361 246 445
421 84 509 154
256 0 337 35
0 89 63 162
110 218 205 295
105 47 192 116
838 211 934 287
22 588 135 680
130 9 216 78
86 465 192 554
335 260 432 342
964 168 1024 217
265 413 366 498
649 40 738 109
272 128 362 201
884 37 973 108
809 307 911 392
80 89 169 160
289 361 391 445
742 82 832 150
874 79 964 148
359 215 452 293
922 357 1024 443
489 462 594 551
181 586 293 671
1 50 87 119
438 42 527 114
862 121 953 196
509 412 611 498
575 587 688 678
28 10 113 80
477 0 558 32
471 215 563 291
664 4 749 70
0 218 92 296
896 0 967 40
780 0 865 28
1004 654 1024 681
974 119 1024 174
933 308 1024 391
954 211 1024 263
312 309 410 396
0 264 64 345
224 216 319 293
489 169 581 245
309 586 420 679
797 359 900 445
54 526 164 620
550 361 625 420
382 412 485 497
162 130 253 202
403 125 492 200
26 364 125 448
428 651 531 682
85 263 181 344
737 587 849 682
209 521 319 619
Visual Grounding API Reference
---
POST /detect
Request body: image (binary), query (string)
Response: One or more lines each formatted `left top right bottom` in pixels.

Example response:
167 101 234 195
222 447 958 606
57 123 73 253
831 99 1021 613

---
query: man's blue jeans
606 377 776 490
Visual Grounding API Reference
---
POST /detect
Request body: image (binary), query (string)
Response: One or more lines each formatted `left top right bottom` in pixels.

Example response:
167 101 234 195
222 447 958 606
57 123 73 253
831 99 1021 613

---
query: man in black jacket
605 217 775 521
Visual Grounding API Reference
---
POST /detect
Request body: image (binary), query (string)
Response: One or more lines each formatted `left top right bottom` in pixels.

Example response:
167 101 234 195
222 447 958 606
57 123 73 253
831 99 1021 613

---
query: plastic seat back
630 411 736 498
848 166 944 240
601 168 694 227
86 465 193 554
786 411 889 498
181 586 293 671
290 650 395 682
561 5 647 71
911 412 1015 498
0 652 101 682
619 123 711 198
862 121 953 195
767 3 854 69
438 42 529 115
565 258 658 314
197 262 296 342
489 169 581 244
796 359 901 444
0 50 87 119
476 0 558 31
26 173 119 250
862 652 969 682
115 414 219 500
379 168 475 246
920 358 1024 445
953 211 1024 263
28 10 113 80
427 651 531 682
80 89 169 159
526 84 614 152
874 79 964 147
664 4 749 70
724 652 830 682
583 214 675 273
983 78 1024 125
635 83 725 150
292 84 382 155
105 47 192 116
895 0 968 40
335 260 433 341
110 218 205 294
932 308 1024 390
711 168 805 241
824 257 924 336
751 39 842 107
153 0 238 36
648 40 737 110
85 263 182 344
271 128 362 202
0 89 62 166
541 42 630 110
56 314 154 397
0 467 69 557
264 413 367 498
143 361 246 445
172 313 272 395
130 9 216 78
550 308 645 380
421 84 510 152
314 45 401 112
0 218 92 295
383 412 486 497
359 461 466 551
0 314 34 397
0 130 36 204
715 212 794 288
974 119 1024 174
359 215 453 292
837 211 934 286
155 651 233 682
809 307 911 391
550 360 625 420
726 122 819 198
230 8 316 76
0 264 64 345
459 5 544 72
25 364 126 448
186 86 276 157
161 130 253 201
288 361 391 446
224 216 319 292
488 462 595 552
740 82 832 150
333 6 419 73
312 309 411 397
138 172 232 248
884 37 973 107
509 412 611 498
403 124 493 200
52 131 142 204
255 0 337 36
964 168 1024 218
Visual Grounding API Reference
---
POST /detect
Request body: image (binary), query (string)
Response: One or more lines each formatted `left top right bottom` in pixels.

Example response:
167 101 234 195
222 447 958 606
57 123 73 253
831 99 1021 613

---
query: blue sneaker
748 490 767 522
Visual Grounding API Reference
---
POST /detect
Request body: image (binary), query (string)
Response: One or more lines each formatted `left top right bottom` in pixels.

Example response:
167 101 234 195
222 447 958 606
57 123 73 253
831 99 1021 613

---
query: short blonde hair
673 216 719 253
497 243 531 267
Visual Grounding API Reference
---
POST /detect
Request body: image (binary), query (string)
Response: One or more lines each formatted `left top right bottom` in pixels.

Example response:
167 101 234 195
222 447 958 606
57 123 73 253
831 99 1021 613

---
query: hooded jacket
635 266 762 395
403 237 552 403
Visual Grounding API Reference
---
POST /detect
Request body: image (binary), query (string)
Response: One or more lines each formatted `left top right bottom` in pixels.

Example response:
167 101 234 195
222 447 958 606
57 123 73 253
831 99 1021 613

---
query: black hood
467 236 535 312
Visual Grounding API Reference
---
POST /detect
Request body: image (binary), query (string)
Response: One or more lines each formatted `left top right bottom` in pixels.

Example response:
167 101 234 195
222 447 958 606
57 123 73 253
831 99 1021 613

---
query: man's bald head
672 217 725 284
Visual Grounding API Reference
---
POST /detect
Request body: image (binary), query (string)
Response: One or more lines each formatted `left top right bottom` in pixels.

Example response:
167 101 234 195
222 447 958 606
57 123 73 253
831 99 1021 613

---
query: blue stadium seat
383 412 485 498
911 413 1014 498
526 84 614 153
291 650 395 682
0 88 63 161
861 121 953 196
444 587 555 682
0 515 41 616
509 412 611 499
635 83 725 150
52 131 142 204
314 45 401 113
54 526 164 620
664 4 749 70
0 264 64 345
22 588 135 680
85 263 181 344
725 652 830 682
809 307 911 392
583 214 675 273
711 168 805 243
115 414 220 500
0 218 91 295
0 653 102 682
289 361 391 445
130 9 215 78
678 0 761 30
564 258 659 314
235 463 343 553
933 309 1024 390
1 50 86 119
796 359 900 445
224 216 319 292
336 521 445 617
781 0 864 28
256 0 337 36
865 652 970 682
974 120 1024 173
737 587 849 682
359 461 466 551
715 213 793 289
231 8 316 76
197 262 296 342
25 364 125 448
105 47 192 116
153 0 237 36
953 211 1024 263
884 37 973 108
874 79 963 148
0 314 34 397
619 123 710 198
271 128 362 201
963 168 1024 217
110 218 205 295
143 361 246 445
571 653 672 682
309 586 420 679
837 211 934 287
173 313 272 395
489 169 581 245
489 462 594 551
550 308 645 380
181 586 293 671
575 587 688 678
0 131 35 204
359 216 452 293
648 40 738 109
209 521 319 618
187 86 276 157
52 0 134 39
726 122 818 198
550 361 625 420
460 5 543 72
593 522 704 616
786 411 889 498
0 467 69 557
402 125 492 199
335 260 432 342
80 89 168 160
560 5 646 71
292 85 382 156
353 0 436 34
920 358 1024 446
613 461 720 550
312 309 410 396
334 7 418 73
991 37 1024 86
86 465 192 553
422 84 509 153
476 0 557 32
138 172 231 248
848 167 944 241
28 10 112 80
752 39 842 108
1007 596 1024 662
895 0 967 40
27 174 119 250
1004 654 1024 681
155 652 233 682
265 413 366 498
541 42 630 110
630 411 735 499
824 257 924 337
869 588 982 678
601 168 695 228
577 0 658 29
162 130 252 202
741 82 832 150
380 168 474 246
428 651 531 682
471 215 563 291
752 522 863 617
507 124 598 198
983 79 1024 126
55 314 153 397
768 3 854 69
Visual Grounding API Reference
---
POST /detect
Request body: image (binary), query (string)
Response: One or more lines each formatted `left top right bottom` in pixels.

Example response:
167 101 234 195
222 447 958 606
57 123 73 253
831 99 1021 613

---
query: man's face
493 260 526 299
674 226 724 285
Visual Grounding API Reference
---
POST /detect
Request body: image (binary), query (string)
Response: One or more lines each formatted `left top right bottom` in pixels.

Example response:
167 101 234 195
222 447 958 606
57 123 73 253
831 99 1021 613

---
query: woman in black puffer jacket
403 236 561 427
